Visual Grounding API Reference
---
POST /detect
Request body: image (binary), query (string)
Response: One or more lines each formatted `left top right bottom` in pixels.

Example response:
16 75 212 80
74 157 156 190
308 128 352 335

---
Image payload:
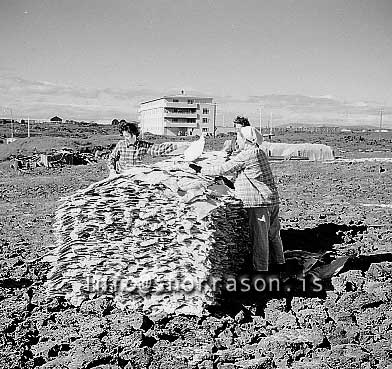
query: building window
202 118 209 123
173 99 179 102
202 128 209 132
196 104 200 109
173 118 178 122
187 99 194 104
203 108 209 114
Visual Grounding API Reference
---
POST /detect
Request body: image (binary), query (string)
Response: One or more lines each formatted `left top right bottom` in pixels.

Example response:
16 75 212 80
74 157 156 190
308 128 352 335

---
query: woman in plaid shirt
190 121 285 272
108 122 177 175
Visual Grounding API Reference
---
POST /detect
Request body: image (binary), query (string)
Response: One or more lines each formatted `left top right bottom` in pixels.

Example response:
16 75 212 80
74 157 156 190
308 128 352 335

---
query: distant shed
50 116 63 123
6 137 18 144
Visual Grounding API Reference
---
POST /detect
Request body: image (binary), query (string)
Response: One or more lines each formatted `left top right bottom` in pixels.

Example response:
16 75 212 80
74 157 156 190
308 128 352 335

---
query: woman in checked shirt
190 120 285 273
108 122 177 175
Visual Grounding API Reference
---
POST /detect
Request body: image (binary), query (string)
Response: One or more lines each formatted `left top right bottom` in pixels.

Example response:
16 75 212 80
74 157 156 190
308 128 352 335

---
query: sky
0 0 391 126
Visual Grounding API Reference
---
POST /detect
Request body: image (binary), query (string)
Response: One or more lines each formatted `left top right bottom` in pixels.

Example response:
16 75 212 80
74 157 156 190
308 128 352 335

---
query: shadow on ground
280 222 367 252
210 222 392 317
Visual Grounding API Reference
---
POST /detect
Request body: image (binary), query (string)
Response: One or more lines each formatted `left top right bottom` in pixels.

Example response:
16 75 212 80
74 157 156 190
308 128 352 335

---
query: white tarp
260 142 334 161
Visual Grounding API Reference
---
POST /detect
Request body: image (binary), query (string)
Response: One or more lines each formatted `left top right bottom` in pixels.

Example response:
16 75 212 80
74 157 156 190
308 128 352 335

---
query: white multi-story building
139 94 215 136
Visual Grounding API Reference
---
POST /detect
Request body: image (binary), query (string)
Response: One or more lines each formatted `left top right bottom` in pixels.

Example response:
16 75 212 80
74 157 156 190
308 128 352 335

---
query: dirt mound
0 136 120 162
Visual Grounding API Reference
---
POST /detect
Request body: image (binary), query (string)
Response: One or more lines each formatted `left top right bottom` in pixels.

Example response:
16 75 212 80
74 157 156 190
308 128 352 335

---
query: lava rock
120 347 152 369
257 329 324 367
291 297 328 331
215 327 234 349
233 357 273 369
197 359 214 369
323 320 360 346
331 270 365 293
366 262 392 282
67 338 107 369
233 321 268 346
264 299 297 329
79 296 113 316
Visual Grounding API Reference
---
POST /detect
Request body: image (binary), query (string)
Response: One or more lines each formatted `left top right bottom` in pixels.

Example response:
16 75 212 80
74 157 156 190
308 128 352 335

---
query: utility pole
266 112 269 131
379 108 383 141
259 107 262 132
213 103 217 138
28 117 30 138
270 112 273 136
10 108 14 139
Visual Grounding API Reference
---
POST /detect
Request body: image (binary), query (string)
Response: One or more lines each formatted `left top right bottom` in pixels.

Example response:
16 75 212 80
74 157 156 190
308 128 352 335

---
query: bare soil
0 133 392 368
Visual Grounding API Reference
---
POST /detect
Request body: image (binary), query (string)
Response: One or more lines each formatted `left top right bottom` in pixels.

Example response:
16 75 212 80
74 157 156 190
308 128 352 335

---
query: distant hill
275 123 385 131
341 125 386 131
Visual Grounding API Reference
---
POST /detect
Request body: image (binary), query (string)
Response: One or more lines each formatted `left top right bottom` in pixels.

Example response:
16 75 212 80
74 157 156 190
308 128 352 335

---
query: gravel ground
0 150 392 368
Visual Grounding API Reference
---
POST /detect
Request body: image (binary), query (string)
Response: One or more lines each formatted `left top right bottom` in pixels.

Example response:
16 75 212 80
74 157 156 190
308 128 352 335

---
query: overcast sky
0 0 391 126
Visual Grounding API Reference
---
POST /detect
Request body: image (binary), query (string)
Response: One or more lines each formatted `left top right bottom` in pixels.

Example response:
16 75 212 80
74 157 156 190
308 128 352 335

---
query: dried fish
45 152 251 316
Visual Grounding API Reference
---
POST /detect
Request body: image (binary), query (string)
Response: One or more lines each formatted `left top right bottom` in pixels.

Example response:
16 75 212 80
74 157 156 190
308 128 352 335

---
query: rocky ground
0 142 392 368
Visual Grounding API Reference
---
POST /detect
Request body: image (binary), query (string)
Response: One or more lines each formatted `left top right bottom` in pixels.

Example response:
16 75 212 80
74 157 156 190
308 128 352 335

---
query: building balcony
165 102 198 109
164 112 198 119
164 119 198 128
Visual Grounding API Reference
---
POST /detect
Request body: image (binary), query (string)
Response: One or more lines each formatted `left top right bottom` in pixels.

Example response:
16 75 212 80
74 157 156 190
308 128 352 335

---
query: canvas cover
260 142 334 161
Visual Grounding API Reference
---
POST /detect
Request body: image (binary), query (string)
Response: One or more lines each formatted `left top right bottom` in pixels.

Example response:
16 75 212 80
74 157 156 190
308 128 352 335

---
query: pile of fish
45 153 251 316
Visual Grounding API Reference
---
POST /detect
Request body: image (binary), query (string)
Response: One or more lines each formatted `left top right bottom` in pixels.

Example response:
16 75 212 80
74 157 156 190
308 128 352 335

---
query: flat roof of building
140 95 213 105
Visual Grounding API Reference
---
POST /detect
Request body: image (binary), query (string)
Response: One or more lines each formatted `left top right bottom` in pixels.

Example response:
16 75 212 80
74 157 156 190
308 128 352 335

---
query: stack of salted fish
45 152 251 316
